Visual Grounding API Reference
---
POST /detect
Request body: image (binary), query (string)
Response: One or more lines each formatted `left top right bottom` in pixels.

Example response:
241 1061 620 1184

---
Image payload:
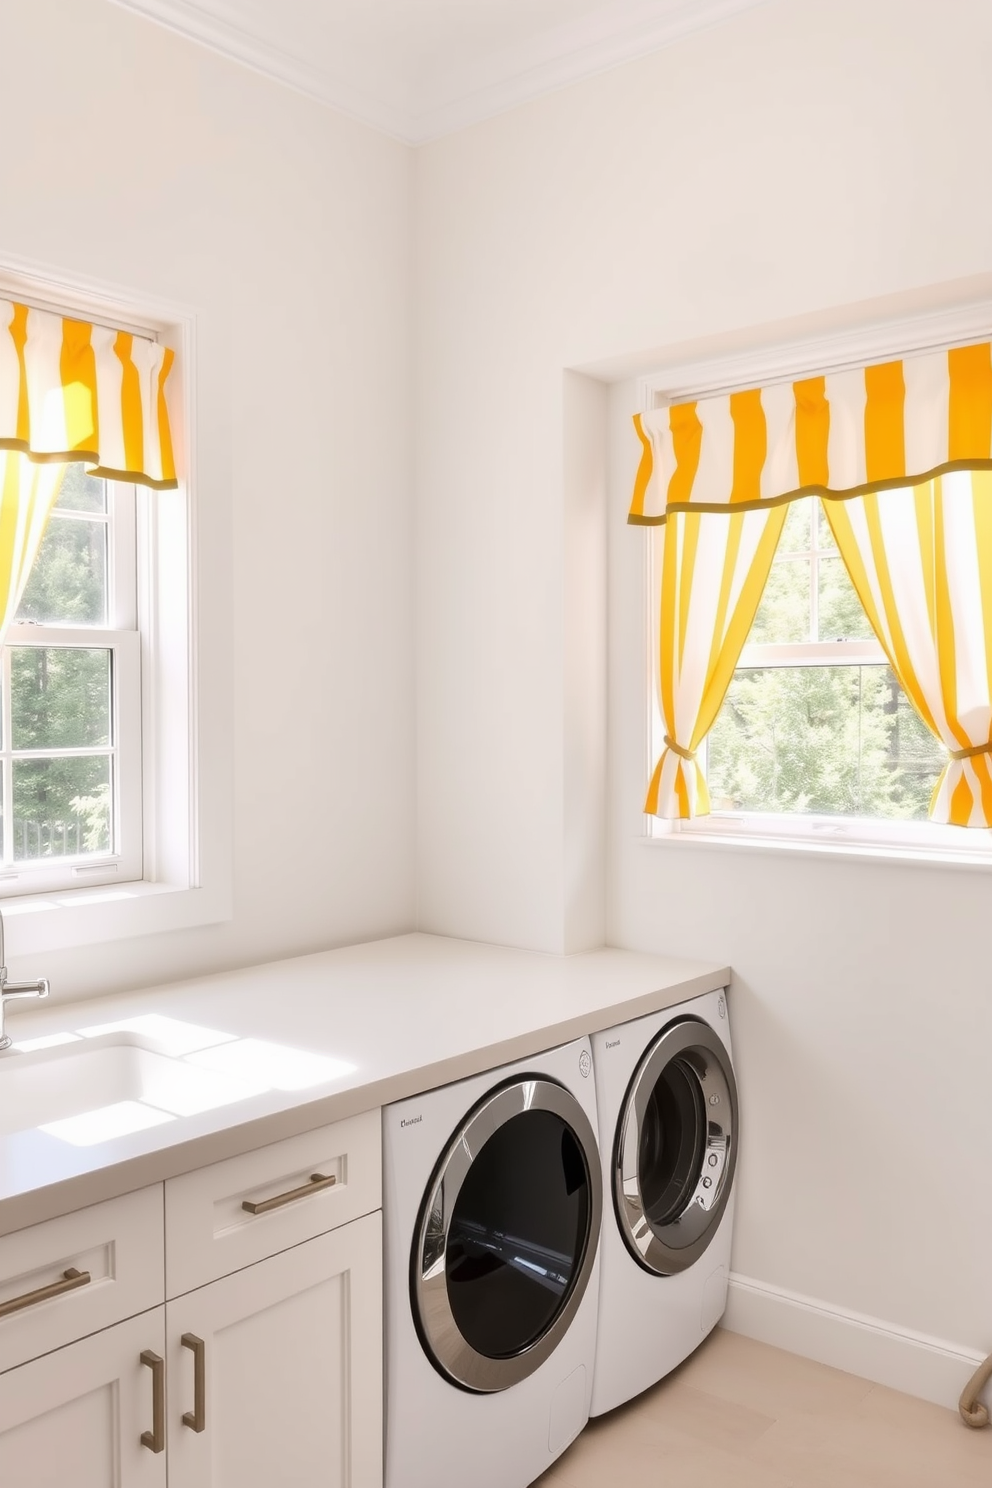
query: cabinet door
167 1210 382 1488
0 1307 167 1488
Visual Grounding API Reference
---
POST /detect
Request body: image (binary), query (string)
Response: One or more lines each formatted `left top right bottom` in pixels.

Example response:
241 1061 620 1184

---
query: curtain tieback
663 735 697 762
948 739 992 761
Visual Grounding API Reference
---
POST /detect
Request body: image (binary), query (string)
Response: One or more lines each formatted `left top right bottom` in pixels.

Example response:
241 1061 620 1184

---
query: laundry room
0 0 990 1485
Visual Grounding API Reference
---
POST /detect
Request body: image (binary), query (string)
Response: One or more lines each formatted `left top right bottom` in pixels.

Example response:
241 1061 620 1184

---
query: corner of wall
562 369 608 953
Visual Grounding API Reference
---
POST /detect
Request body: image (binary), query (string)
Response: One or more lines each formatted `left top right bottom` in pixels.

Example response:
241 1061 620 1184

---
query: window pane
13 756 111 859
10 649 111 750
817 500 838 551
16 515 107 625
818 556 875 640
750 498 816 644
890 689 949 813
55 464 107 514
707 665 945 819
779 498 811 554
750 557 810 644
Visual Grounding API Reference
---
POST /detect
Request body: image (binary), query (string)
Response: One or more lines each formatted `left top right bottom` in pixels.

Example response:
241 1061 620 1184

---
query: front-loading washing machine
383 1037 603 1488
589 986 738 1416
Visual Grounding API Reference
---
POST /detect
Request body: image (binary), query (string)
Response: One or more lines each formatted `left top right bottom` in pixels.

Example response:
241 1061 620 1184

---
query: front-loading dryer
590 986 738 1416
383 1037 602 1488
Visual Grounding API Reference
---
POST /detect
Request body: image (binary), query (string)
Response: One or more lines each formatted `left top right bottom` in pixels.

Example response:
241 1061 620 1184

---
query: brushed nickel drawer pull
181 1332 206 1432
241 1172 336 1216
0 1266 91 1319
140 1350 165 1453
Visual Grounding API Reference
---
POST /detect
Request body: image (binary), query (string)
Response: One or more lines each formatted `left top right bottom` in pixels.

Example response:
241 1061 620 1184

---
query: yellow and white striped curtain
826 472 992 827
647 505 786 817
630 342 992 525
0 298 178 649
630 340 992 825
0 299 178 487
0 456 66 637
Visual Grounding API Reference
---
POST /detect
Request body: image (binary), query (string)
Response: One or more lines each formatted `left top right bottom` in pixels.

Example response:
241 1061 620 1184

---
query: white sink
0 1040 267 1143
0 1015 357 1145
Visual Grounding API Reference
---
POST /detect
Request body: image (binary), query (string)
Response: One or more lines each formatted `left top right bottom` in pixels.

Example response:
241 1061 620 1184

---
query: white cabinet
165 1110 381 1297
0 1113 384 1488
166 1212 382 1488
0 1186 164 1375
0 1307 167 1488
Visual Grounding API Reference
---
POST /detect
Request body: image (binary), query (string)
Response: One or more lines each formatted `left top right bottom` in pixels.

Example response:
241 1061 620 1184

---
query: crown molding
109 0 416 140
109 0 772 145
409 0 772 143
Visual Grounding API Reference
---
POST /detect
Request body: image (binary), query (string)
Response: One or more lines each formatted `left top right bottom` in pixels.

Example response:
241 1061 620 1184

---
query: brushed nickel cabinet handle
241 1172 336 1216
140 1350 165 1453
181 1333 206 1432
0 1266 91 1319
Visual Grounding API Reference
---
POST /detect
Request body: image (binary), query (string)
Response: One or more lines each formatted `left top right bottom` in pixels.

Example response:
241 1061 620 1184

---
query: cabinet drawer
165 1108 381 1298
0 1186 164 1375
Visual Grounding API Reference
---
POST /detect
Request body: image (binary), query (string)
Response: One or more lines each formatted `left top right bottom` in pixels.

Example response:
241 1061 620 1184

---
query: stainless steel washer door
615 1018 738 1276
412 1077 602 1393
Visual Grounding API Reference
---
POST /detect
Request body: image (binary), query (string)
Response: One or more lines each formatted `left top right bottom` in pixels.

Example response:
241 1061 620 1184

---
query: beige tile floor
535 1330 991 1488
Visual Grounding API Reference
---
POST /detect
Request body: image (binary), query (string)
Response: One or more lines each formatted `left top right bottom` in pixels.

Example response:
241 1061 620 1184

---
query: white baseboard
723 1272 992 1416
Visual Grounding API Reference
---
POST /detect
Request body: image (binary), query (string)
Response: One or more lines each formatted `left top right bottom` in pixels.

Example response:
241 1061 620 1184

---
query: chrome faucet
0 908 50 1052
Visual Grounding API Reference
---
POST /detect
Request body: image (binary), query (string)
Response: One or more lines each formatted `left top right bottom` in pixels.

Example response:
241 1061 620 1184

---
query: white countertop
0 933 729 1235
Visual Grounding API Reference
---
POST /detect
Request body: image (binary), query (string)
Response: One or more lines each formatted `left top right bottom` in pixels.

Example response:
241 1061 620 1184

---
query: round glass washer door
412 1076 602 1393
614 1018 738 1276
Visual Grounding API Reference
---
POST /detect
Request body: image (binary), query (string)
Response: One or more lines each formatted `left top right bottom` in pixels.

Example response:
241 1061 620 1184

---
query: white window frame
639 297 992 869
0 258 233 952
0 481 142 895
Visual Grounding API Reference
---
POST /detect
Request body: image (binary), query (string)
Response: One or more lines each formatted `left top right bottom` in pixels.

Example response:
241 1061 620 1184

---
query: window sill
0 877 233 957
645 821 992 872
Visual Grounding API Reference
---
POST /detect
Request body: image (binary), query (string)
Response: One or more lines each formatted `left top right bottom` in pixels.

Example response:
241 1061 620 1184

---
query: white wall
0 0 416 998
416 0 992 1385
3 0 991 1400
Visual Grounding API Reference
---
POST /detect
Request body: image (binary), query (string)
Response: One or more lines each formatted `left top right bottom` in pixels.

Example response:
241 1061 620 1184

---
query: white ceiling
111 0 771 142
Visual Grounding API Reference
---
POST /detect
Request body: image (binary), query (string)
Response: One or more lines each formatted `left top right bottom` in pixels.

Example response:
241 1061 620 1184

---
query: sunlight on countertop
4 1014 356 1147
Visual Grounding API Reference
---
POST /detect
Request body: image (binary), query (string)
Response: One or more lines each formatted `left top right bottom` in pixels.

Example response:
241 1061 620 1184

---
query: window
0 464 141 895
703 497 946 826
635 308 992 861
0 439 228 953
0 274 233 956
649 495 992 856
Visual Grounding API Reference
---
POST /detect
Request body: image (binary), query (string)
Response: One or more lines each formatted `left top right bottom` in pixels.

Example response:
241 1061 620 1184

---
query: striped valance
629 341 992 524
0 298 178 489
